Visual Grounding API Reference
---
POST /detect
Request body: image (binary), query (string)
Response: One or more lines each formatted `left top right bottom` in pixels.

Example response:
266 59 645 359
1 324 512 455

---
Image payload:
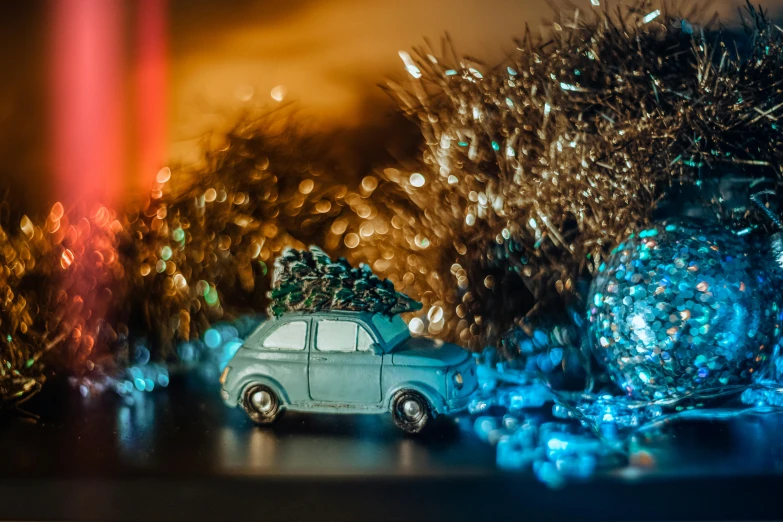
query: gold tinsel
336 1 783 348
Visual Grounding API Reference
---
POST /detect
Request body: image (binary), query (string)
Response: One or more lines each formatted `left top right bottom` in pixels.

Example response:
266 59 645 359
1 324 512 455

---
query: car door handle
311 357 327 361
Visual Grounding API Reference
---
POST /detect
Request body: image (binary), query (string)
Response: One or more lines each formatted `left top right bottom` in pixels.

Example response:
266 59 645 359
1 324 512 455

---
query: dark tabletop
2 372 783 522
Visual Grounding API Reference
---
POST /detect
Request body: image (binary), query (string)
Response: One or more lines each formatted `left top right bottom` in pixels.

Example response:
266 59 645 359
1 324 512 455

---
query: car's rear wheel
391 390 430 434
242 384 281 424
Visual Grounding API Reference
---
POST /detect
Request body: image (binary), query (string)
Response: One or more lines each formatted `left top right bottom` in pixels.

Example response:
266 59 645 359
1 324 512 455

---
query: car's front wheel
242 384 281 425
391 390 430 434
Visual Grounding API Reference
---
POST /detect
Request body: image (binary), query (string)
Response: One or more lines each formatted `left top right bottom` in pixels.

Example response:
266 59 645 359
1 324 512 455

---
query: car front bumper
444 390 474 413
220 388 236 407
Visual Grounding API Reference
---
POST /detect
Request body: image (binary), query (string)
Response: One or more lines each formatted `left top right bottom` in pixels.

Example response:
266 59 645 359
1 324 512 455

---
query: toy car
220 310 477 433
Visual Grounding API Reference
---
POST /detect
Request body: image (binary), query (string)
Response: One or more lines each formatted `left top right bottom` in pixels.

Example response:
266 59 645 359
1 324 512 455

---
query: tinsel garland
0 203 123 408
0 118 346 406
337 1 783 349
119 118 340 358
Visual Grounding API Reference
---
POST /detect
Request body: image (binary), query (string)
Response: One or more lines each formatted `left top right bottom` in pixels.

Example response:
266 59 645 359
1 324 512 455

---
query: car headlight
452 371 463 390
220 366 232 385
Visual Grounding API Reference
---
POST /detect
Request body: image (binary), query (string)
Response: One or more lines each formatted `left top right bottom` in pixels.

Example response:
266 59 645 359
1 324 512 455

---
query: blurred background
0 0 751 214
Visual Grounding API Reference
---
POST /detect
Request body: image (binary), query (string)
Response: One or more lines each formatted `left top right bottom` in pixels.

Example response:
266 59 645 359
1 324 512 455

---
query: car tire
242 384 281 425
391 390 430 434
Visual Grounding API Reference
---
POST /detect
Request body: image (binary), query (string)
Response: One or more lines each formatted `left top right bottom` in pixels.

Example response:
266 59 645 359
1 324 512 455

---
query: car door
308 318 382 404
253 318 311 403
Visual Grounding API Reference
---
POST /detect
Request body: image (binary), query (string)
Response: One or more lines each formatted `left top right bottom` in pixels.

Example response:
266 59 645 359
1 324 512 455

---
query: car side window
357 326 374 352
315 320 357 352
262 321 308 350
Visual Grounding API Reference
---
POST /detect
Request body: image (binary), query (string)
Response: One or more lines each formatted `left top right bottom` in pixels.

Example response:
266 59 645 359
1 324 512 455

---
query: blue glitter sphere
753 232 783 383
587 220 775 400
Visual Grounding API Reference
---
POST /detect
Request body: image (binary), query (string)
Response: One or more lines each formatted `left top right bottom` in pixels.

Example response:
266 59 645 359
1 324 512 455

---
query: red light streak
50 0 125 210
134 0 168 193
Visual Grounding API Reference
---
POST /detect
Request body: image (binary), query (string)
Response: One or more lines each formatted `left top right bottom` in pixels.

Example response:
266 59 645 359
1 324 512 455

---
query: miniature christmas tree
268 246 422 317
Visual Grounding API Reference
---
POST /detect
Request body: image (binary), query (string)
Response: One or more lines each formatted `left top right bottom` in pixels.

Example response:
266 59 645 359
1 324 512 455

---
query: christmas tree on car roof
268 246 422 318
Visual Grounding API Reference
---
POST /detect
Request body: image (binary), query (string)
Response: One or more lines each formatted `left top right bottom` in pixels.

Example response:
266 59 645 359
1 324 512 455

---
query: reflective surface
0 373 492 479
3 373 783 521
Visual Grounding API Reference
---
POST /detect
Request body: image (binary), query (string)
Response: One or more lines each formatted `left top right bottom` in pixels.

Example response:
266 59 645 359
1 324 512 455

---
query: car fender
385 381 446 416
235 375 291 407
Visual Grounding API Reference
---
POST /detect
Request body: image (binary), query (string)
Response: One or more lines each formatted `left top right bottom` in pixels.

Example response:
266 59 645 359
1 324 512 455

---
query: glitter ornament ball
587 220 773 400
753 232 783 383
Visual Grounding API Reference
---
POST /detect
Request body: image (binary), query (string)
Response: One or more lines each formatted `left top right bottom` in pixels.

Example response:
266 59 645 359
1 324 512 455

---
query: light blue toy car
220 310 477 433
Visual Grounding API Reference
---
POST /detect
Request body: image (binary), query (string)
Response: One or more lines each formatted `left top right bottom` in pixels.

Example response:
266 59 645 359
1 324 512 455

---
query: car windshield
371 314 410 348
